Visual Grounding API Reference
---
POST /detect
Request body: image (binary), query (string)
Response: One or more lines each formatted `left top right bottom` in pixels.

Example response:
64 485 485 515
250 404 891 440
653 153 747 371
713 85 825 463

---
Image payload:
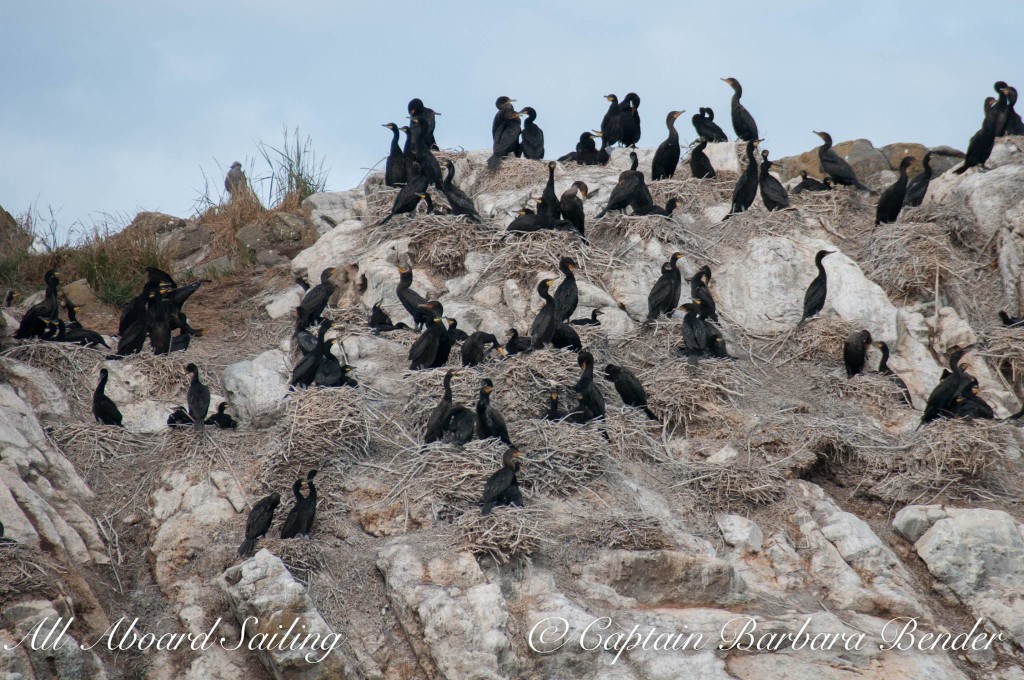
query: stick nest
476 157 549 194
671 460 789 509
280 387 372 462
0 544 65 606
454 505 547 564
575 512 673 551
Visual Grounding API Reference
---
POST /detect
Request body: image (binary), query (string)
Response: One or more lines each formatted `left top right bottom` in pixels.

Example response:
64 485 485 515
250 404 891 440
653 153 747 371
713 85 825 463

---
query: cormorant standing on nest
489 98 521 171
571 310 603 326
447 318 469 342
14 269 60 339
280 470 318 539
875 341 912 405
759 150 789 211
999 311 1024 327
652 110 684 180
955 84 1010 174
575 132 602 166
600 94 625 148
295 307 318 354
692 107 728 143
920 349 970 427
382 123 407 187
369 300 410 333
185 363 211 432
604 364 657 420
477 378 512 445
314 338 345 385
679 302 708 361
690 139 716 179
480 447 524 515
425 369 459 443
300 268 338 326
540 162 561 222
597 153 652 217
553 257 578 323
92 368 123 426
574 351 606 420
690 265 717 321
723 140 760 219
619 93 642 148
442 160 481 222
409 315 446 370
800 250 834 324
396 267 430 330
542 389 565 420
815 131 871 190
50 318 109 349
552 323 582 351
721 78 758 141
529 278 560 349
519 107 544 159
206 402 239 429
647 262 676 320
408 98 438 150
843 330 873 378
505 328 532 355
238 492 280 557
461 332 505 367
146 292 172 355
876 156 915 226
291 320 333 387
791 170 828 194
559 182 588 238
380 162 429 225
428 317 457 369
408 118 442 189
904 152 933 207
443 403 476 444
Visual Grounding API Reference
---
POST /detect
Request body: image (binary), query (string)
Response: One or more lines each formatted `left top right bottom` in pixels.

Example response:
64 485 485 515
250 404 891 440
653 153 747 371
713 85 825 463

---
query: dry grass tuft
196 192 265 258
763 318 859 363
454 505 547 564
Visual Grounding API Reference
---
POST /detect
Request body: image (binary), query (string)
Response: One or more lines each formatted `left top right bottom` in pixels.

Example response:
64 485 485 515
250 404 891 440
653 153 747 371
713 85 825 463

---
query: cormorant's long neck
580 361 594 384
444 164 454 189
548 399 559 416
55 320 65 340
540 287 553 303
442 374 453 401
878 345 890 373
292 479 303 501
560 263 575 282
816 258 828 278
97 373 108 396
390 128 401 153
307 482 316 504
922 156 932 178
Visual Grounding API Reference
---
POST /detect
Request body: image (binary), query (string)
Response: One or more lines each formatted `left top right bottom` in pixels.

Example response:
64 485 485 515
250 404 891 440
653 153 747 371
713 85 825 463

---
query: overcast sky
1 1 1020 236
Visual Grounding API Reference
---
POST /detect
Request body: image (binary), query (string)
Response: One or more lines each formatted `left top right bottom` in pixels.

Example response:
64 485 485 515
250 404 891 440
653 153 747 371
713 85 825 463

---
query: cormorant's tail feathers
238 539 255 558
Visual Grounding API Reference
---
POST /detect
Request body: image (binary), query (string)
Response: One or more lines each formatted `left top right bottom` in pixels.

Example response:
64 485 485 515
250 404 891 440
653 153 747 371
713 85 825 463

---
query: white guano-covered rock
222 349 290 426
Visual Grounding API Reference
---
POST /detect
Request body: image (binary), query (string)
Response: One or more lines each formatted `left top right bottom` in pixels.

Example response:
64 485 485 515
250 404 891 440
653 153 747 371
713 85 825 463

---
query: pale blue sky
1 1 1020 233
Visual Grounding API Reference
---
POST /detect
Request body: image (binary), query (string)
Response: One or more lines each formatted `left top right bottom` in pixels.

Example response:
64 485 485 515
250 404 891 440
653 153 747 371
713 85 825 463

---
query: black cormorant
874 341 912 405
477 379 512 445
689 265 717 321
759 150 789 211
481 447 523 515
408 117 443 189
443 405 476 444
295 307 318 354
553 257 578 323
706 324 732 359
382 123 407 187
427 317 457 369
791 170 828 194
723 140 760 219
954 84 1010 174
146 292 172 355
575 132 602 166
600 94 625 148
801 250 834 323
1005 86 1024 136
652 110 684 180
314 338 345 385
999 311 1024 327
447 318 470 342
489 98 521 171
920 349 970 427
692 107 728 143
380 162 429 224
206 402 239 429
63 298 82 330
689 139 716 179
988 81 1011 138
442 160 482 222
425 369 459 443
529 278 560 349
552 323 582 351
52 318 109 349
169 314 202 353
14 269 60 339
542 390 565 421
574 350 606 420
597 159 649 218
666 252 684 312
843 330 873 378
721 78 758 141
619 93 642 147
185 363 211 431
815 131 871 190
540 162 561 221
570 310 603 326
903 152 933 207
299 267 338 326
875 156 915 226
647 262 676 320
396 267 430 330
238 492 280 557
408 98 438 150
519 107 544 159
505 328 533 355
92 368 123 426
604 364 657 420
280 470 318 539
291 320 333 387
679 302 708 359
409 315 446 370
559 182 588 237
461 332 505 367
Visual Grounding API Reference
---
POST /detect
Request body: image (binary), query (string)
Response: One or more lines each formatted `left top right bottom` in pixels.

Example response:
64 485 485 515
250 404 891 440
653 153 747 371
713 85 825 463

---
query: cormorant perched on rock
652 110 684 180
678 302 708 360
225 162 247 196
792 170 829 194
540 162 561 222
689 139 716 179
597 163 648 218
647 262 676 320
441 160 481 222
408 98 438 150
1005 86 1024 136
955 84 1010 175
92 368 123 426
600 94 625 148
999 311 1024 327
559 182 589 237
843 330 873 378
238 492 280 557
619 93 642 148
542 389 565 420
505 328 532 355
876 156 915 226
815 131 871 190
409 315 447 370
689 265 717 321
800 250 834 324
519 107 544 159
574 351 606 420
167 406 192 427
553 257 578 323
206 402 238 429
759 150 789 211
408 118 443 189
529 278 560 349
14 269 60 339
291 320 333 387
552 323 582 351
280 470 318 539
721 78 758 142
692 107 728 143
382 123 407 187
481 447 524 515
570 310 603 326
379 162 429 224
461 332 505 367
477 379 512 445
489 98 521 171
299 268 337 326
988 81 1011 138
396 267 430 330
185 363 211 432
904 152 932 207
425 369 459 443
146 292 172 355
723 140 760 219
920 349 970 427
604 364 657 420
572 132 602 166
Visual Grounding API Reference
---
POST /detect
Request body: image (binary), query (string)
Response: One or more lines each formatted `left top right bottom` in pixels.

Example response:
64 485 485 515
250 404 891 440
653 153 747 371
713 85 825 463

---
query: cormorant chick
652 110 684 180
167 406 192 427
505 328 533 355
875 156 915 226
721 78 758 141
369 299 410 333
604 364 657 420
759 149 789 211
446 318 469 343
280 470 318 539
632 198 680 216
461 331 505 367
238 492 280 557
519 107 544 159
843 330 873 378
800 250 835 324
5 290 19 307
814 131 871 191
477 379 512 445
382 123 407 187
443 404 476 445
689 139 716 179
791 170 829 194
542 390 565 421
919 349 971 427
574 132 602 166
480 447 524 515
92 368 123 426
205 402 238 429
570 310 603 326
185 363 211 432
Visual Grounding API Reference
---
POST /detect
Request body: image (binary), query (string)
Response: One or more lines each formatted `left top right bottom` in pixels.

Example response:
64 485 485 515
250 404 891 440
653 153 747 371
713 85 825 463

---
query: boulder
303 189 366 235
126 212 215 268
717 514 764 552
235 212 318 260
61 278 101 309
776 138 890 187
222 349 290 426
893 504 948 543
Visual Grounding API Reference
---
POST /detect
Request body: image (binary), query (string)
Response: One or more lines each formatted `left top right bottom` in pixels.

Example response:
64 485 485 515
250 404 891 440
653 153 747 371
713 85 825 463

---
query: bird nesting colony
279 387 372 463
453 505 546 564
573 512 673 551
404 215 492 278
0 544 63 607
669 460 788 509
602 408 672 462
589 213 689 246
475 156 549 194
509 419 611 495
979 326 1024 391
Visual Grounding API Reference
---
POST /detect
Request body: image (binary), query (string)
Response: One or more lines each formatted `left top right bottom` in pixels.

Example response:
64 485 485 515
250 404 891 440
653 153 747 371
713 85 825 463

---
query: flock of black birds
3 77 1023 550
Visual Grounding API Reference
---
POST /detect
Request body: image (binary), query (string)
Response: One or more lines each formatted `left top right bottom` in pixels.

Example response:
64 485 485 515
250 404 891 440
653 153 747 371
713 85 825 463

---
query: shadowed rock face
775 138 966 187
